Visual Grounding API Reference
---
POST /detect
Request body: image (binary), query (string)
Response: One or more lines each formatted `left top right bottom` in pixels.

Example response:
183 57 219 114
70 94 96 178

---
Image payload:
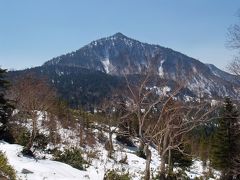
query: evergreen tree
171 148 193 171
0 68 13 141
165 144 193 177
210 97 240 179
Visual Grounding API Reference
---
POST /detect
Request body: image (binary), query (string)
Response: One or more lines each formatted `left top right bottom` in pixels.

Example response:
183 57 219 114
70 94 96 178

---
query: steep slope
44 32 160 75
43 33 240 99
206 64 240 85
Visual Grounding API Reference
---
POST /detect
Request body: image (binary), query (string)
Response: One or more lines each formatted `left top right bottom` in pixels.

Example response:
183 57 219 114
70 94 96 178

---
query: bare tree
119 57 219 179
7 73 56 154
226 15 240 178
226 18 240 176
227 11 240 76
228 58 240 76
97 94 130 158
98 98 116 158
121 63 186 180
227 10 240 51
147 99 218 178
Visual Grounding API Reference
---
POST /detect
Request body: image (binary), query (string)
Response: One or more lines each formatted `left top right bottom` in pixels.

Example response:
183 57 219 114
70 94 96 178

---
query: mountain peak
38 33 240 100
112 32 128 38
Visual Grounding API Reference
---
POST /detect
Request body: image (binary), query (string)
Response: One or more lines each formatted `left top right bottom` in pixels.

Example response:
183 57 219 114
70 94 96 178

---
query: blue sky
0 0 240 71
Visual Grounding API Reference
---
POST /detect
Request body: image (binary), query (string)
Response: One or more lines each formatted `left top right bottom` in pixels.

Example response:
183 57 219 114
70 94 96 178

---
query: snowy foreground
0 141 88 180
0 139 209 180
0 113 214 180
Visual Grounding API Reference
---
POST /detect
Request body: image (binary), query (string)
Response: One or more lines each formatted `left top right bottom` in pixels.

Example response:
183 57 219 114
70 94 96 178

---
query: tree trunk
79 126 84 146
139 139 144 151
26 115 37 151
144 144 151 180
159 130 170 179
107 131 114 158
160 156 166 179
167 149 173 176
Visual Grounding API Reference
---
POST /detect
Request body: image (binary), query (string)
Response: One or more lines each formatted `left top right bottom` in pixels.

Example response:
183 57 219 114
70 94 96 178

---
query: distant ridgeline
7 33 240 109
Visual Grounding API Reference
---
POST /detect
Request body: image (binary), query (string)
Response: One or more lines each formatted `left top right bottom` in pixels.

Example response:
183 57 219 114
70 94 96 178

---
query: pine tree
210 97 240 179
171 147 193 171
0 68 13 141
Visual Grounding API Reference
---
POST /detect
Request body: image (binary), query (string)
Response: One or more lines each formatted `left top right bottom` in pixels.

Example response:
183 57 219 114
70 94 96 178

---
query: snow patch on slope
102 58 111 73
147 85 171 96
192 66 197 74
158 60 165 78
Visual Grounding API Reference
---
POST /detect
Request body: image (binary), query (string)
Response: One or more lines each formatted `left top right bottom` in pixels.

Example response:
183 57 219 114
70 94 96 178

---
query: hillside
0 112 216 180
43 33 240 99
7 65 123 108
7 33 240 109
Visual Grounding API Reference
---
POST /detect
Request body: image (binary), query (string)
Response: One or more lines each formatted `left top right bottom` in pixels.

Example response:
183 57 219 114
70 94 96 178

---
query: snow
162 86 171 95
56 70 64 77
0 141 88 180
158 60 165 78
192 66 197 74
188 75 214 97
0 139 160 180
147 85 171 96
1 112 219 180
101 58 111 73
184 95 193 102
0 139 216 180
211 99 218 106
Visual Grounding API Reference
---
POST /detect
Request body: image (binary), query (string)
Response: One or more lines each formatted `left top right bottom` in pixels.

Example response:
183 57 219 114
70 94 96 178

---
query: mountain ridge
42 33 240 99
43 33 232 79
8 33 240 109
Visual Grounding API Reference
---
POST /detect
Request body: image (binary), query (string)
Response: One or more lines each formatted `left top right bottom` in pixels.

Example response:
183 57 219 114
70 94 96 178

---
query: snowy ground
0 113 217 179
0 138 160 180
0 141 88 180
0 138 211 180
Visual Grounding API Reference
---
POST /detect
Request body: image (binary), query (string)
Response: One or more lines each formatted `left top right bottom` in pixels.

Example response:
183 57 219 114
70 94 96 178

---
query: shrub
21 132 49 157
54 148 87 170
85 131 96 147
136 150 146 159
97 131 108 144
12 126 30 147
0 151 16 180
17 130 31 147
86 150 99 159
174 169 190 180
119 155 128 164
21 147 35 157
152 171 189 180
104 170 131 180
34 133 49 150
116 135 135 147
169 146 193 171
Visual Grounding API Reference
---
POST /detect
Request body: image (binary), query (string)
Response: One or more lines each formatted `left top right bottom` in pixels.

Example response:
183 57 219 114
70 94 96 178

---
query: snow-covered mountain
206 64 240 85
44 32 160 75
43 33 240 99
